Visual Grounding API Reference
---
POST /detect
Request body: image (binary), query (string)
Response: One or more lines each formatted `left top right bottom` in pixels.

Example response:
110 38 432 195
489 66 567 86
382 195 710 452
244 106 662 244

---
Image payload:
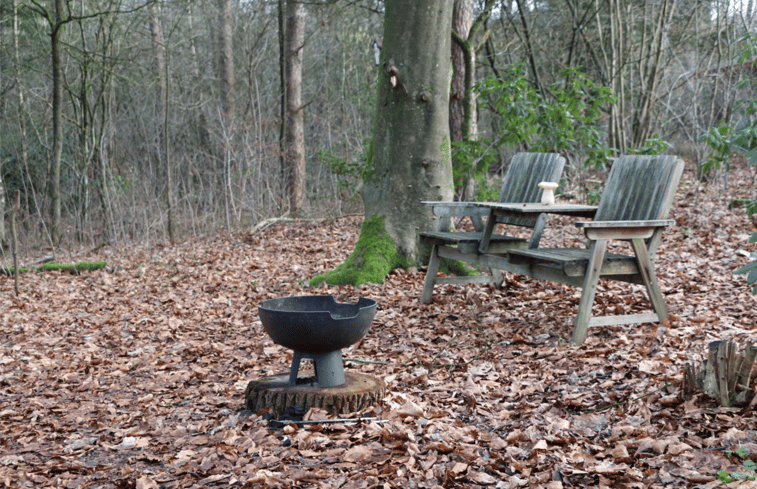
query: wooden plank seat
507 248 645 279
418 152 566 303
496 155 685 345
419 231 527 255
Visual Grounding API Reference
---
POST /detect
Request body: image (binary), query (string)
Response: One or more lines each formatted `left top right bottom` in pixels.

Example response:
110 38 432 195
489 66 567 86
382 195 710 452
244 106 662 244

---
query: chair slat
497 153 566 228
595 155 682 222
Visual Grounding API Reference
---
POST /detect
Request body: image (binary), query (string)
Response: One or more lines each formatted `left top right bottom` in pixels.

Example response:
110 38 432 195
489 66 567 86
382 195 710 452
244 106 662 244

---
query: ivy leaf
734 261 757 275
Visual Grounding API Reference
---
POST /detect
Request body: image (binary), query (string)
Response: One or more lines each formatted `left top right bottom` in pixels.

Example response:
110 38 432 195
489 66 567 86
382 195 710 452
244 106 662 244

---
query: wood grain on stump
245 371 385 415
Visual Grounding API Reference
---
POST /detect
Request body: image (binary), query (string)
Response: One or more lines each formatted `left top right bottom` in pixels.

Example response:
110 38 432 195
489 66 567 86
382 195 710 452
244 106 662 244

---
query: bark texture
284 0 306 216
218 0 236 230
218 0 235 125
683 340 757 407
362 0 455 264
50 0 65 246
0 170 4 247
450 0 474 145
150 3 175 242
245 372 385 415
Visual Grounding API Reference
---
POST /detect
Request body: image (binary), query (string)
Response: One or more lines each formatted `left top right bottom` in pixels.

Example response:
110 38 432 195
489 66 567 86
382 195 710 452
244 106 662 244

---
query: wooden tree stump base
683 340 757 407
245 371 385 415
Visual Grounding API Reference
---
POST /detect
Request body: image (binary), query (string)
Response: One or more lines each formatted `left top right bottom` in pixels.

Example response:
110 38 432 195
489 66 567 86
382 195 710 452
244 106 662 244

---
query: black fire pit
246 295 384 415
258 295 377 388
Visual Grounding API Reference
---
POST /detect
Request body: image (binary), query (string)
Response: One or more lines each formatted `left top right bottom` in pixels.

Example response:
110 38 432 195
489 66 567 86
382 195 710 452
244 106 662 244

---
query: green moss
363 136 375 182
310 216 412 286
0 261 106 276
439 134 451 163
417 235 477 278
440 258 478 277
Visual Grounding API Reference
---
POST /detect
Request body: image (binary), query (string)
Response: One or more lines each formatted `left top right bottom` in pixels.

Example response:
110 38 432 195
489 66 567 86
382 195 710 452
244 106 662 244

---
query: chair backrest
594 155 684 222
496 152 566 227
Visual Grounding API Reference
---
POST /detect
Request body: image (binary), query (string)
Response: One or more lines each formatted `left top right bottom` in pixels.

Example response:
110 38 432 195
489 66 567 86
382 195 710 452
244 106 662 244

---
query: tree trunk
0 172 4 248
10 192 20 295
11 0 33 246
97 36 115 243
631 0 677 147
514 0 545 97
278 0 287 197
218 0 235 126
284 0 306 216
76 62 90 241
599 0 628 154
0 0 5 246
310 0 454 287
50 0 65 246
450 0 494 200
218 0 236 229
150 3 175 242
450 0 474 201
354 0 454 277
450 0 473 145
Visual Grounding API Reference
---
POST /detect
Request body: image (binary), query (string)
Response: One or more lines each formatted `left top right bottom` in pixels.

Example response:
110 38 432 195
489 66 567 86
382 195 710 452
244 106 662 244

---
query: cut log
245 371 385 415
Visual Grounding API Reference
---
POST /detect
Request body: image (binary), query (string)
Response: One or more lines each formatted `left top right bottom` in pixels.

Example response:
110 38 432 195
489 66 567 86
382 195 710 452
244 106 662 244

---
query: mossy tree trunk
314 0 455 287
363 0 454 259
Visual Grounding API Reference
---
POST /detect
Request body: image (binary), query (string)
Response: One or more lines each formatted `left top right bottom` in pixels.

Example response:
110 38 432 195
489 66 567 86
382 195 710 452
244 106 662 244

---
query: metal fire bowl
258 295 377 354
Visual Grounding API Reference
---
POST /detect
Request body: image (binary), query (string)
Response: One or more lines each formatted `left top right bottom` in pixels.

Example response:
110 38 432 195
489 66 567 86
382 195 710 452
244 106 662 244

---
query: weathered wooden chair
419 152 566 303
503 155 685 345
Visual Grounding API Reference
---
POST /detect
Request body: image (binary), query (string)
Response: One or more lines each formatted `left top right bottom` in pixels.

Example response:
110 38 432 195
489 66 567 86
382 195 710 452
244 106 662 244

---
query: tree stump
245 371 385 415
683 340 757 407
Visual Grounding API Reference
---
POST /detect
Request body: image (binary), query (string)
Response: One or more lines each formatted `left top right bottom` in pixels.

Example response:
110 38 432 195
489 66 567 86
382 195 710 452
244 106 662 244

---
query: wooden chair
503 155 685 345
419 152 566 303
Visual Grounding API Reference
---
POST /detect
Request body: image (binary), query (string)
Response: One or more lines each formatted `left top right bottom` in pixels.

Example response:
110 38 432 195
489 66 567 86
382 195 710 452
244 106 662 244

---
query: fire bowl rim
258 295 378 354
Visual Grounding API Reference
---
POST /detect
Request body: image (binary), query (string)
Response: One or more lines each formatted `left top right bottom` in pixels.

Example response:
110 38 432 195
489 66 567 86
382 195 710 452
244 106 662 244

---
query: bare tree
1 0 753 250
595 0 628 153
218 0 236 228
0 168 4 248
630 0 678 146
218 0 234 125
282 0 306 216
149 2 176 242
450 0 496 199
450 0 474 146
50 0 65 246
0 2 5 247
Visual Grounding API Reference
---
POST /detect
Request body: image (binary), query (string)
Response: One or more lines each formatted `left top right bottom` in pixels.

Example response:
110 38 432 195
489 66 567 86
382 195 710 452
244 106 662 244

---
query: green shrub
452 65 616 199
701 32 757 294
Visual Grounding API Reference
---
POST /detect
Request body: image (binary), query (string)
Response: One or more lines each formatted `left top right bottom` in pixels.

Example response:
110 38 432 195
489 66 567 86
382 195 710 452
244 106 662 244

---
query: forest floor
2 160 757 489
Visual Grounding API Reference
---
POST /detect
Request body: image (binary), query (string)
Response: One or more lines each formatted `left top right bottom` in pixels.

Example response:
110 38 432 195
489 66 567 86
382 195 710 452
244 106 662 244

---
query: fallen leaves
1 163 757 487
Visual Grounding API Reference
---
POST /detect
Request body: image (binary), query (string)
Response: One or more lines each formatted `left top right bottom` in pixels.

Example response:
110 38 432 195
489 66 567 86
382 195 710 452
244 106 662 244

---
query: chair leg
421 244 441 304
631 238 668 321
572 240 607 345
490 268 505 288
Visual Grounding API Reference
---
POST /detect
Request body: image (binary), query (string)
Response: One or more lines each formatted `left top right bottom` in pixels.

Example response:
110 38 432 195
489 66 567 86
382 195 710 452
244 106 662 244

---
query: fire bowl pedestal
246 295 385 415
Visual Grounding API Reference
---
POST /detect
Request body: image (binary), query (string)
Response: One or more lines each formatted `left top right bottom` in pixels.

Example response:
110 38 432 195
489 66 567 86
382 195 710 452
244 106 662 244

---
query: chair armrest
575 220 675 240
421 201 491 218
